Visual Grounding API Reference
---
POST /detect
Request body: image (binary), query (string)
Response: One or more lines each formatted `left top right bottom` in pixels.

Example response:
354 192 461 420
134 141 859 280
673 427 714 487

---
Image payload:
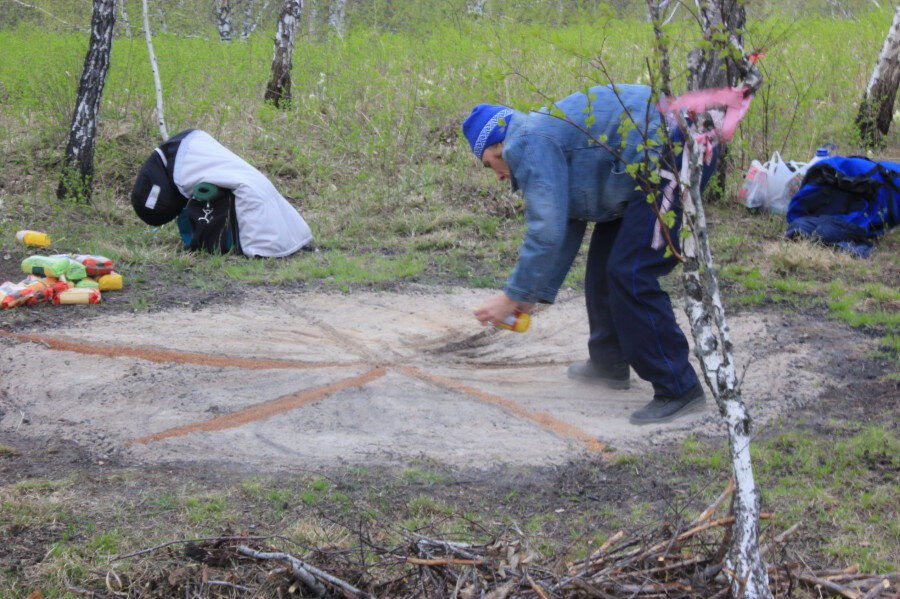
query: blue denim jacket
502 84 663 304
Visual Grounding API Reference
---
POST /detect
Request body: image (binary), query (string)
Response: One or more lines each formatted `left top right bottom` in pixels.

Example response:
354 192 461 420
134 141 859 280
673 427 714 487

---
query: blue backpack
787 156 900 236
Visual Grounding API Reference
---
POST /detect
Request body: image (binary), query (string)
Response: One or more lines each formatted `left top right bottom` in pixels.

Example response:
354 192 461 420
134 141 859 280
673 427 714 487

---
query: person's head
481 141 509 182
462 104 513 181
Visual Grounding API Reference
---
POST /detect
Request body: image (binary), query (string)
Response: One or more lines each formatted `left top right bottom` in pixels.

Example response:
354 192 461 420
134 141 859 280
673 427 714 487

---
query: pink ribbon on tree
657 86 752 143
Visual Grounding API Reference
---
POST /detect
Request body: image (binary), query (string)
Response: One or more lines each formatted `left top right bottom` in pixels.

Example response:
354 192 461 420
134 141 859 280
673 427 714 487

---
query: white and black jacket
131 129 313 258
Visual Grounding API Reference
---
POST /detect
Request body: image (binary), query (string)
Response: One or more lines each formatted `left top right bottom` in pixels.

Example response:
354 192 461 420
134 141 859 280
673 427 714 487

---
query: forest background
0 0 898 597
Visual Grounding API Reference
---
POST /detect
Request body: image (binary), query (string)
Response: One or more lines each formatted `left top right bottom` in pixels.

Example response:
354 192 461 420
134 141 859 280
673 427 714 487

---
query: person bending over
462 84 717 424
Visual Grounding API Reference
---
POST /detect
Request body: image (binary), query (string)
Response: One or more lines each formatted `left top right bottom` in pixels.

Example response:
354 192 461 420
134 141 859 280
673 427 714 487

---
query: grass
3 8 897 367
1 420 898 595
2 2 900 595
709 202 900 361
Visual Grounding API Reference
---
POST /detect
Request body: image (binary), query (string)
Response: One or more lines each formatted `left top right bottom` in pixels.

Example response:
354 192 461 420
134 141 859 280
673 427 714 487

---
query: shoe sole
628 396 706 425
567 370 631 390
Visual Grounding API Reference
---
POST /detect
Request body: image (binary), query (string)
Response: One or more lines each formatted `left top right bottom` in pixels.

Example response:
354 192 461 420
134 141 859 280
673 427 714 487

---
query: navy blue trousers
584 140 717 399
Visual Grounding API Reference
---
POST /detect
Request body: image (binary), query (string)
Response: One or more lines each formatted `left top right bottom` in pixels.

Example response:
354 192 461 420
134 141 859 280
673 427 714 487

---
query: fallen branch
692 478 735 526
207 580 251 592
760 521 802 558
237 544 373 599
795 572 861 599
527 573 552 599
406 557 483 566
111 534 299 561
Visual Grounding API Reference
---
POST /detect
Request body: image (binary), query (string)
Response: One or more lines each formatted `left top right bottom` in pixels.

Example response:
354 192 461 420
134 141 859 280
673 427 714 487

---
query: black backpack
179 183 242 254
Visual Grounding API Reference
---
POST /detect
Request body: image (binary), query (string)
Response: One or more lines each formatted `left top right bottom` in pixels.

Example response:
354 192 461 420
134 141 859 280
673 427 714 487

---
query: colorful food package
21 256 71 278
75 277 100 288
15 230 51 247
46 255 88 281
97 271 123 291
0 280 26 305
53 287 101 305
73 254 115 276
1 276 62 309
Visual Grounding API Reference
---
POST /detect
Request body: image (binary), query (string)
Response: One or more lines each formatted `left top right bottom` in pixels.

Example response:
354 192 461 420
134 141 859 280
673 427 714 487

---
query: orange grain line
127 367 387 445
0 331 361 370
401 366 605 452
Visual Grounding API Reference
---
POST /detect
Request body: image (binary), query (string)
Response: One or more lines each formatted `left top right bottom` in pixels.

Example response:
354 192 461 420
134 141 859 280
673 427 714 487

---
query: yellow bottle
495 310 530 333
15 230 51 247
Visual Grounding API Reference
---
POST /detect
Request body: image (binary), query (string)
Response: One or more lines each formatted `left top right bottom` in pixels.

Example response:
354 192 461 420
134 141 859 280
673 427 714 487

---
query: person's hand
473 293 533 326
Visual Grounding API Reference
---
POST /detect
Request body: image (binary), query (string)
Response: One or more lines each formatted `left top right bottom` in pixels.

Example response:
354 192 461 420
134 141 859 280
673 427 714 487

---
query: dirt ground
0 282 886 475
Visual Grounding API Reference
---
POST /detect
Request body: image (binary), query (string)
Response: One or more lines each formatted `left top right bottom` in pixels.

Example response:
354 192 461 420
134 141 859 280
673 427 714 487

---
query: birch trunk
216 0 233 41
118 0 132 37
648 1 770 596
327 0 346 38
857 1 900 148
307 0 317 40
154 0 166 33
265 0 302 108
57 0 116 202
686 0 746 90
686 0 747 203
141 0 168 140
467 0 487 15
678 135 771 598
241 0 269 39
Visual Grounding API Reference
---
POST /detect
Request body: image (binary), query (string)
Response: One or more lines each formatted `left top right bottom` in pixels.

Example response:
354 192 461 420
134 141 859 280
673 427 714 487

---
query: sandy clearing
0 286 873 470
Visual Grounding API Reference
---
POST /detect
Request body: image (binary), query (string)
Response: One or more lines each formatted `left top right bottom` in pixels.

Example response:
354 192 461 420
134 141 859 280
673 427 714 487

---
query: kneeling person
131 129 314 257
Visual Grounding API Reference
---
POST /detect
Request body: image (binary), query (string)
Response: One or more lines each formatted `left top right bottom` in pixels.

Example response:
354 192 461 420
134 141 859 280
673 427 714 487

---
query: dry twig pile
67 482 898 598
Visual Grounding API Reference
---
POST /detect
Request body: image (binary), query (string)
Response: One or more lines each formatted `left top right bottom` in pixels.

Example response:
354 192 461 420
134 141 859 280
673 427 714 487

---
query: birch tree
57 0 116 202
154 0 167 33
306 0 317 40
241 0 270 39
141 0 168 139
685 0 747 202
118 0 132 36
265 0 302 108
467 0 487 15
686 0 746 90
857 1 900 149
649 1 771 597
215 0 233 41
327 0 346 38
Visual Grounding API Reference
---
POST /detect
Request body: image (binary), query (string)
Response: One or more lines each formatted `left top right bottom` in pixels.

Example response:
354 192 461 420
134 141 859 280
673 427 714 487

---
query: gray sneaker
567 360 630 390
629 385 706 425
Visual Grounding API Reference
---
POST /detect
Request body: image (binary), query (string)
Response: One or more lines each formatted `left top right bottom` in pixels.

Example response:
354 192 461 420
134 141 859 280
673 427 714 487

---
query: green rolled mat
192 182 224 201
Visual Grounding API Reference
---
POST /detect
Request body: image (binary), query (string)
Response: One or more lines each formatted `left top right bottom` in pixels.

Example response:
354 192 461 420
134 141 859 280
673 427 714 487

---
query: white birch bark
467 0 487 14
118 0 132 36
677 135 770 598
307 0 317 40
141 0 168 140
647 1 770 596
265 0 302 108
241 0 264 39
687 0 746 90
327 0 346 38
857 1 900 148
215 0 233 41
57 0 116 202
154 0 166 33
686 0 748 202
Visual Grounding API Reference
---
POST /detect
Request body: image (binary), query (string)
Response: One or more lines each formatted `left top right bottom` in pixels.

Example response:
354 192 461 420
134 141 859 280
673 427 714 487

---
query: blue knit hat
462 104 514 160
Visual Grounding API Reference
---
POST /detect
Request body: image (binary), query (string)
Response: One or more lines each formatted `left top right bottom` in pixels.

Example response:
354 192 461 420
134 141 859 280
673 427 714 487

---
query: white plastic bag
739 159 768 209
740 152 805 214
764 151 801 214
